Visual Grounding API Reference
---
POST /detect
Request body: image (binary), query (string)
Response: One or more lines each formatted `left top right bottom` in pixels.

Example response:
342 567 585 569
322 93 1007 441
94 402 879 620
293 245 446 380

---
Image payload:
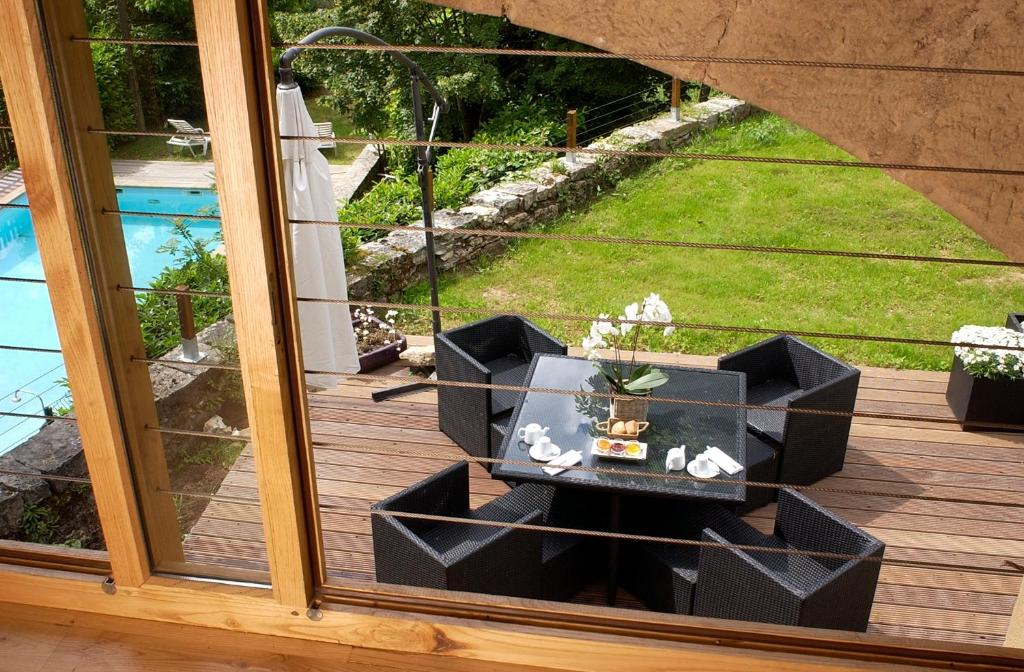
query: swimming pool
0 186 220 454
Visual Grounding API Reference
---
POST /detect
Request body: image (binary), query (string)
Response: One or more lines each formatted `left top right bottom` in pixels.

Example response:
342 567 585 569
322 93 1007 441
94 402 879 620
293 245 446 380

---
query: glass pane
69 0 268 581
0 85 106 558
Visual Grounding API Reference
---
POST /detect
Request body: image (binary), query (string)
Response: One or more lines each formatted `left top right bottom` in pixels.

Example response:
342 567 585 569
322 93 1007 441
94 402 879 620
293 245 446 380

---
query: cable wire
115 285 1024 353
68 37 1024 78
101 209 1024 268
86 128 1024 177
149 425 1024 509
133 362 1024 431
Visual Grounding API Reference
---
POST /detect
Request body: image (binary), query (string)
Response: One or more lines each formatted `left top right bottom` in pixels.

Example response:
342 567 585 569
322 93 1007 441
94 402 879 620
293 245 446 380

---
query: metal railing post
670 78 682 122
175 284 203 363
566 109 578 164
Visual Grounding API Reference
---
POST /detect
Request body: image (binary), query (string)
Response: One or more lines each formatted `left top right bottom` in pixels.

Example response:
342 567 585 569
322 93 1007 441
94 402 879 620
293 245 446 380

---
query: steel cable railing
84 128 1024 177
99 209 1024 268
67 37 1024 78
151 475 1024 579
115 285 1024 354
124 354 1024 432
149 425 1024 509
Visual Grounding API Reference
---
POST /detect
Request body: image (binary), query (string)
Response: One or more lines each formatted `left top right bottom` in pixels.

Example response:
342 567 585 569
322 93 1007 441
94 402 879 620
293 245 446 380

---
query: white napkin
703 446 742 475
665 446 687 472
543 450 582 476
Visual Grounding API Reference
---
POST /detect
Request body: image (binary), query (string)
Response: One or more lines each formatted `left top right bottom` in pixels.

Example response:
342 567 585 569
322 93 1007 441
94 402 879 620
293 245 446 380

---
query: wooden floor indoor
183 337 1024 648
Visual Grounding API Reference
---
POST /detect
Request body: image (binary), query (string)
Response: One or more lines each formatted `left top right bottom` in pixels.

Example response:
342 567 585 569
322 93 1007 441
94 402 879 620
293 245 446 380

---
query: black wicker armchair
370 462 544 598
736 432 778 514
435 316 566 463
693 489 884 631
488 484 607 601
1008 313 1023 332
718 335 860 485
619 501 751 615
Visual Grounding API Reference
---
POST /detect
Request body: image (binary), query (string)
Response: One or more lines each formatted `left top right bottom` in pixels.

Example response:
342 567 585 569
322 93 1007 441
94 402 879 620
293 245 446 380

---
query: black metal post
410 75 443 336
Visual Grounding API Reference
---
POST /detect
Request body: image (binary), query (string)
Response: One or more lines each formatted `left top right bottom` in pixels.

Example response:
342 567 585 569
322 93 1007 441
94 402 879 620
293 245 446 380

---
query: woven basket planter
945 356 1024 432
610 394 651 424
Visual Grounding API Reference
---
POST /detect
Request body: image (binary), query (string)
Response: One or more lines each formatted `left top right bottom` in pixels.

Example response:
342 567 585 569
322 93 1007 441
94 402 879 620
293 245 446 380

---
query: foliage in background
0 86 17 170
270 1 664 141
403 113 1024 371
339 99 561 243
136 218 232 357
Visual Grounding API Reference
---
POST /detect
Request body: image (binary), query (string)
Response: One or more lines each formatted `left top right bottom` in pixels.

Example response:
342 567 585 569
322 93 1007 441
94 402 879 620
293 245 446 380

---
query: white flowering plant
952 325 1024 380
351 307 401 355
581 293 674 396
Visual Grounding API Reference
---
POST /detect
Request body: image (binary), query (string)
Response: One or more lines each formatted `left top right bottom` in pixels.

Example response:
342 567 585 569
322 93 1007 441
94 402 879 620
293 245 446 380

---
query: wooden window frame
1 0 1024 669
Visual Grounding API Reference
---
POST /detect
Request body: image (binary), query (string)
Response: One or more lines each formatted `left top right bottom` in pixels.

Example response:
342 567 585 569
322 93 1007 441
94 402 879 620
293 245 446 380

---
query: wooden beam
192 0 315 607
1007 586 1024 648
3 565 1016 672
0 0 185 586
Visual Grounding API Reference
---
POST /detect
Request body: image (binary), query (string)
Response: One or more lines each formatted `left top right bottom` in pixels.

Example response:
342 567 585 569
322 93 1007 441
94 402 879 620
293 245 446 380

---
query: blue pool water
0 187 220 454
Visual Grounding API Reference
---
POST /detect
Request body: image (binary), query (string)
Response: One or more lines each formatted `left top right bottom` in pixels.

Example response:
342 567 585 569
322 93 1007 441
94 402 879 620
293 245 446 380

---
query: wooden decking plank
179 353 1024 647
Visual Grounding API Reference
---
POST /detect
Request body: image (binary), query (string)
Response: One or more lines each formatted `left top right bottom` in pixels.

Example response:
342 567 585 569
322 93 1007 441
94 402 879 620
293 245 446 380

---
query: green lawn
404 113 1024 371
110 99 362 165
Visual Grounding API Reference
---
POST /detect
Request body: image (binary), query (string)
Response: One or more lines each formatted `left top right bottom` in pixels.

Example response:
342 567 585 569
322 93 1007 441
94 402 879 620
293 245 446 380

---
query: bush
136 219 232 357
338 99 561 247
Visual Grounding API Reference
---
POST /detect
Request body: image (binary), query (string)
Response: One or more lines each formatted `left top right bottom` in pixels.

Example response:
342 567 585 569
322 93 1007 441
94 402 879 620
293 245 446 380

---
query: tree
272 1 664 141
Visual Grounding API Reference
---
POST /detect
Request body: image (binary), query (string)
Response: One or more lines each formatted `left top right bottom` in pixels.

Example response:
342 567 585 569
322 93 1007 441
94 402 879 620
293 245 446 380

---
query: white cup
518 423 549 445
533 436 559 458
665 446 686 472
693 454 713 475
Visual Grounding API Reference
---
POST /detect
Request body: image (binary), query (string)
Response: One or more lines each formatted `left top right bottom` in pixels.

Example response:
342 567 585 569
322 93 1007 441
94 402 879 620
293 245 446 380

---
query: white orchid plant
952 325 1024 380
581 293 675 396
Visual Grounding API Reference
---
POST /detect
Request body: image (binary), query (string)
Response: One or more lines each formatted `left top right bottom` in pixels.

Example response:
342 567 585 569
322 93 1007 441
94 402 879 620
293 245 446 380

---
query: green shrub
338 100 561 248
136 218 232 357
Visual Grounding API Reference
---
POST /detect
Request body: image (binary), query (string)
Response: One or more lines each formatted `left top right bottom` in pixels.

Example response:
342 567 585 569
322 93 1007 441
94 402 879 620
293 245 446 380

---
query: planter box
1007 313 1023 332
354 316 408 373
945 356 1024 431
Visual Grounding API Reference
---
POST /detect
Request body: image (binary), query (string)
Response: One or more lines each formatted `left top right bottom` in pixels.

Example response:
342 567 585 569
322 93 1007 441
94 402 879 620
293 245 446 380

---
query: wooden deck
183 338 1024 648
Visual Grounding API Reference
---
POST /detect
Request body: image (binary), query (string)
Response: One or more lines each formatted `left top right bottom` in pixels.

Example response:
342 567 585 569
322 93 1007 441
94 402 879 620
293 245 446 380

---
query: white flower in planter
952 325 1024 380
582 295 673 396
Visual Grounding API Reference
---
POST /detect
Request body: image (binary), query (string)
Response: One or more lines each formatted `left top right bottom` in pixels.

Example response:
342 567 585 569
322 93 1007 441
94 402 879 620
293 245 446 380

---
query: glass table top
493 354 748 502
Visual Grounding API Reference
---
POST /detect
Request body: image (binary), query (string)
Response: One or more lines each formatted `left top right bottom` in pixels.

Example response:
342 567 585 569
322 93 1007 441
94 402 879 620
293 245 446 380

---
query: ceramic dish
686 459 721 479
591 437 647 461
529 443 562 462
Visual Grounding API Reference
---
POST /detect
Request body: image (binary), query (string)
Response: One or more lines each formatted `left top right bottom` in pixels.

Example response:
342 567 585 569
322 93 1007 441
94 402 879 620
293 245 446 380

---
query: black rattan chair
489 484 607 601
618 500 751 615
370 462 544 598
693 489 884 631
736 432 778 514
435 316 566 463
1008 313 1023 332
718 335 860 485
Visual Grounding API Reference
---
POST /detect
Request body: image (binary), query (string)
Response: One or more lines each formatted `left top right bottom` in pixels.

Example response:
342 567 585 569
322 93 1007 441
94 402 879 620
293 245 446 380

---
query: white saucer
530 444 562 462
687 459 721 479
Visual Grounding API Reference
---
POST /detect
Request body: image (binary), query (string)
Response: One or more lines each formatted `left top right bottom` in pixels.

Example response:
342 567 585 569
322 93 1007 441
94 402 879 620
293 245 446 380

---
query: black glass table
492 353 748 603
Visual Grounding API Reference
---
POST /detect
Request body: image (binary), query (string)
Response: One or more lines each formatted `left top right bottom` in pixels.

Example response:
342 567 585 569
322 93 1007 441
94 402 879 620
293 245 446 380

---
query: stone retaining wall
347 97 751 299
334 143 386 205
0 318 237 537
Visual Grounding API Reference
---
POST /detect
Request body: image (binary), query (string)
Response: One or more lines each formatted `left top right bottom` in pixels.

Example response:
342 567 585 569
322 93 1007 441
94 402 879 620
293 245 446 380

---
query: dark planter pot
1007 313 1024 332
945 356 1024 432
354 316 408 373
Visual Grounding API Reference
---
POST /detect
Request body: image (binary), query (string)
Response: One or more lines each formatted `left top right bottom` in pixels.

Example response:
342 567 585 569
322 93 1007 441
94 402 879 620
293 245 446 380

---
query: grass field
404 113 1024 371
110 99 362 164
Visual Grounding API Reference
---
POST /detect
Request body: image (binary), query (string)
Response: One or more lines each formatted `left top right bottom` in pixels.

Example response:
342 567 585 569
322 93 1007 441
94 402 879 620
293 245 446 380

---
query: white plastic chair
313 121 337 157
166 119 211 157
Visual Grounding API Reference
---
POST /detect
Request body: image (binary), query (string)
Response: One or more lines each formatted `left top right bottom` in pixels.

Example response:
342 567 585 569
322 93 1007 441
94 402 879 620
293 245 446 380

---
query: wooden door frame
3 0 1024 669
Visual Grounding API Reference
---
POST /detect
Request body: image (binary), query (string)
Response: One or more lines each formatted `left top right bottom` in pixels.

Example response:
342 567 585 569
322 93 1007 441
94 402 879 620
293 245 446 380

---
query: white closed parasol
277 84 360 388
